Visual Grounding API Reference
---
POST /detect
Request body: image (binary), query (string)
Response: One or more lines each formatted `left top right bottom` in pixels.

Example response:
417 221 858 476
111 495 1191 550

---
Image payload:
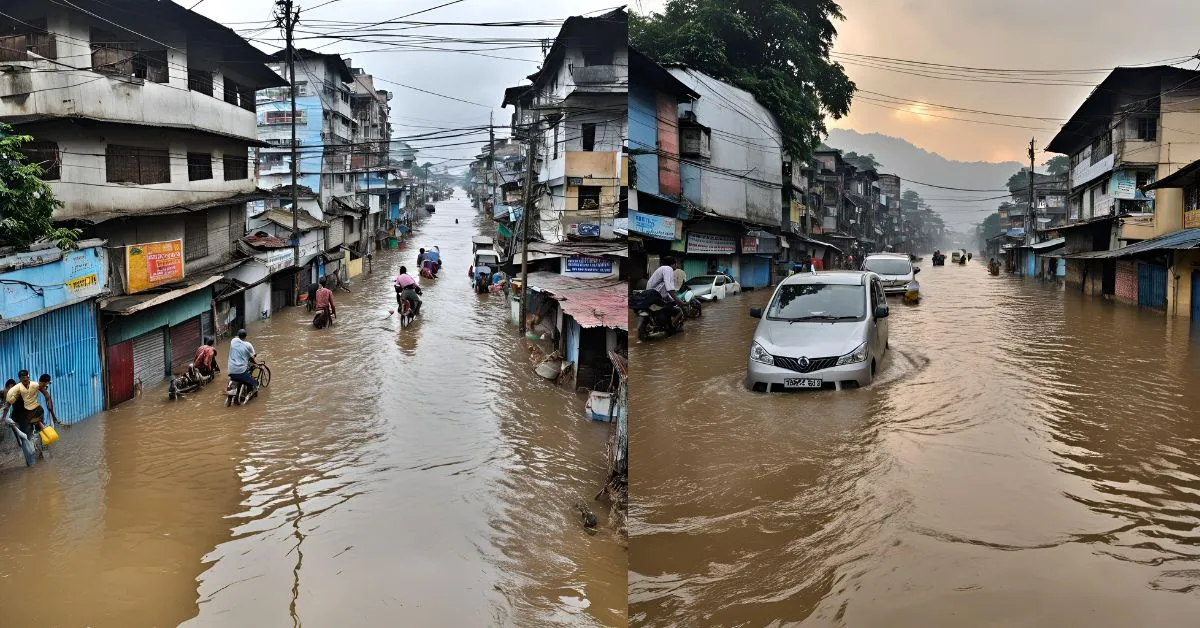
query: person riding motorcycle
228 329 262 393
314 276 336 325
394 266 422 315
645 256 685 329
194 336 219 377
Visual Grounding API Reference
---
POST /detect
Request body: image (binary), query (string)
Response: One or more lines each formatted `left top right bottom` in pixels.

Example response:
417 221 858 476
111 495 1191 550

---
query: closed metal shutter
1138 263 1168 309
0 300 107 421
1115 261 1138 302
682 258 708 281
169 316 202 373
132 329 166 391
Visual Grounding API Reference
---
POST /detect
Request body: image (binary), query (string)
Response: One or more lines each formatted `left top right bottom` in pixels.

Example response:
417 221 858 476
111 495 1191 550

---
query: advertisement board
125 239 184 294
686 232 736 255
629 210 677 241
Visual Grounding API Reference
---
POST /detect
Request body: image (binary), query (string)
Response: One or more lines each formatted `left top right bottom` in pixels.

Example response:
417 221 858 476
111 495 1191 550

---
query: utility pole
518 118 538 333
276 0 301 271
1028 137 1036 245
487 110 495 214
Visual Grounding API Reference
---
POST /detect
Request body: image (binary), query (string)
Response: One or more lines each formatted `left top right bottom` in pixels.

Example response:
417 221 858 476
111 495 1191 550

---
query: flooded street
0 195 625 627
630 262 1200 626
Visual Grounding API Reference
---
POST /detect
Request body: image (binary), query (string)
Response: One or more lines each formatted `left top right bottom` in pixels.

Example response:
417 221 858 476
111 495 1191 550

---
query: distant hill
825 128 1023 230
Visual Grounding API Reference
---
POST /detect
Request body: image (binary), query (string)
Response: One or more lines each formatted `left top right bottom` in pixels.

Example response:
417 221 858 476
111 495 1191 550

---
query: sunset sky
830 0 1200 164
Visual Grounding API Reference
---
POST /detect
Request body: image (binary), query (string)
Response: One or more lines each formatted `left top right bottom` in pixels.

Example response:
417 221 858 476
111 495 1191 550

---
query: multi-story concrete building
0 0 285 408
502 8 628 245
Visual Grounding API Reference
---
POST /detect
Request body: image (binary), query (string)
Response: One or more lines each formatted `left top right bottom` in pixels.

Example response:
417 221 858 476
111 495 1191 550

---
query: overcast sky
195 0 1200 170
193 0 618 172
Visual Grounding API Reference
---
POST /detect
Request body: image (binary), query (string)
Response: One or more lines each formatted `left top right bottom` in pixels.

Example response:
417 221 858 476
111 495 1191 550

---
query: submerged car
681 274 741 301
861 253 918 294
745 271 889 392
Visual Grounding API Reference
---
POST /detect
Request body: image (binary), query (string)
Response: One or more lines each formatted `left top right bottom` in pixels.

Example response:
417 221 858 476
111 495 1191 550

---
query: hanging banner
686 232 736 255
565 254 614 275
125 239 184 294
628 210 677 241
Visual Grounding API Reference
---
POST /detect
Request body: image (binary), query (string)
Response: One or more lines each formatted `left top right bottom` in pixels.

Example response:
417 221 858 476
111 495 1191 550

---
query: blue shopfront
0 242 109 424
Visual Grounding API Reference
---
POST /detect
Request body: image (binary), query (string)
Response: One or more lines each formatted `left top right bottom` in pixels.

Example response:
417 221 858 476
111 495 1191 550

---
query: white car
681 274 741 301
745 271 889 392
861 253 918 295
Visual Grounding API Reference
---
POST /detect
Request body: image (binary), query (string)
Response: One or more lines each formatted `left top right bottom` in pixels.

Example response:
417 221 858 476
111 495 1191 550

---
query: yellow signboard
1186 209 1200 229
65 274 98 292
126 239 185 294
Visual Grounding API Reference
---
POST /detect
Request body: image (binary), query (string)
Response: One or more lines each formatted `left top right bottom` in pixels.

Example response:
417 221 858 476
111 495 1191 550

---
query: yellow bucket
39 425 59 446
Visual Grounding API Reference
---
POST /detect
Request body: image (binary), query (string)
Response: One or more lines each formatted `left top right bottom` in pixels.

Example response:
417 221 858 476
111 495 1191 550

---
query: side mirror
750 307 763 319
874 305 890 319
913 267 921 274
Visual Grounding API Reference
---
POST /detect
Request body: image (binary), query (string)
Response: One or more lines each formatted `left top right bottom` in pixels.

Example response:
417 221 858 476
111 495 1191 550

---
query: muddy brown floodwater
0 194 626 627
631 261 1200 627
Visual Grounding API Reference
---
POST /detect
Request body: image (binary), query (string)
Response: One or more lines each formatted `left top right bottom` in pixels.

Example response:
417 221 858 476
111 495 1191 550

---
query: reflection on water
0 195 625 627
631 263 1200 626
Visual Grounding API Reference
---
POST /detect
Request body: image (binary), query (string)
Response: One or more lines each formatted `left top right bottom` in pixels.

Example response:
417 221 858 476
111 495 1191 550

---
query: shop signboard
686 232 736 255
126 239 184 294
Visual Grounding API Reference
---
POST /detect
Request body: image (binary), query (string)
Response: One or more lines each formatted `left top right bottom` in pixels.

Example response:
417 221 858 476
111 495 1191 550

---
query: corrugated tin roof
1027 237 1066 251
1068 228 1200 259
526 272 627 330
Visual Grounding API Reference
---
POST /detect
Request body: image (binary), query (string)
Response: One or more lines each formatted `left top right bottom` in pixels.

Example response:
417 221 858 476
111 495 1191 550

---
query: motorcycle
313 307 335 329
168 362 218 400
630 290 685 341
225 360 270 407
677 286 702 319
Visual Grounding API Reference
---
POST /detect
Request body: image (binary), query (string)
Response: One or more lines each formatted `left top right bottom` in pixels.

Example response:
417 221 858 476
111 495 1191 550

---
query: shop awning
1068 228 1200 259
525 272 627 330
1027 237 1065 251
100 275 223 315
80 190 273 224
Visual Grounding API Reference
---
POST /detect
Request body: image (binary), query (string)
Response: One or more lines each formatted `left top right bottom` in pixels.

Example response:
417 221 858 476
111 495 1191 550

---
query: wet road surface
0 194 626 627
630 261 1200 626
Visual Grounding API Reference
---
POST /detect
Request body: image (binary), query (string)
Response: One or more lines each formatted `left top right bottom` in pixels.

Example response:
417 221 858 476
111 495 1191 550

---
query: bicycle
225 360 271 406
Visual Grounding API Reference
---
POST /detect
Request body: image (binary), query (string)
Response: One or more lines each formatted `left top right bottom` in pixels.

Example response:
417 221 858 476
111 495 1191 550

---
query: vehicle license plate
784 378 822 389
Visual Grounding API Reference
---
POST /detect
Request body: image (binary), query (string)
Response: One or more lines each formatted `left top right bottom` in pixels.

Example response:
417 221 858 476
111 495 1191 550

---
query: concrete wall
226 262 272 322
668 67 782 227
1169 249 1200 318
22 121 256 220
0 243 107 319
92 203 242 287
1 1 260 140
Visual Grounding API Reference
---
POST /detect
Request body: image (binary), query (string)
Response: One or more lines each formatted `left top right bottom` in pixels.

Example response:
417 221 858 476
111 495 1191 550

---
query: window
1136 171 1154 190
20 141 60 180
263 109 307 125
765 283 866 321
0 17 56 62
184 212 209 261
1136 117 1157 142
578 185 601 211
187 152 212 181
224 77 239 106
581 122 597 151
105 145 169 184
580 40 613 66
91 29 166 82
188 69 213 96
223 153 248 180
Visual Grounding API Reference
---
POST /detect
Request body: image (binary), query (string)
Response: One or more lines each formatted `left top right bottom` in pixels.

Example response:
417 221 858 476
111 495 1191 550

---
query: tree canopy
0 124 77 251
631 0 855 159
842 151 881 171
1044 155 1069 176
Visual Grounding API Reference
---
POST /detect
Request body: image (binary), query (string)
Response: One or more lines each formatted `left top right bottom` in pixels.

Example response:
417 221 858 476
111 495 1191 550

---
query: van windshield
863 258 912 276
766 283 865 321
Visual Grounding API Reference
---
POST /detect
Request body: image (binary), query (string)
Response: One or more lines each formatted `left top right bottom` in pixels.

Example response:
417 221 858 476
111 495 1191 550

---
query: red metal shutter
107 340 135 406
169 316 202 373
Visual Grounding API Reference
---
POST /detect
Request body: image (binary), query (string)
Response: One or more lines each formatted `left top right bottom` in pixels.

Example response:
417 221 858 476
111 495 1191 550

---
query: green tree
411 161 434 179
631 0 855 158
843 151 881 171
1043 155 1069 176
0 124 77 250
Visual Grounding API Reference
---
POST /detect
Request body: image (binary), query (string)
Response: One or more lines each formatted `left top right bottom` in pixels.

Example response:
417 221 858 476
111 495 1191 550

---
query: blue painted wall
0 300 104 424
258 94 324 191
681 162 701 206
105 288 213 345
0 246 107 320
629 84 660 196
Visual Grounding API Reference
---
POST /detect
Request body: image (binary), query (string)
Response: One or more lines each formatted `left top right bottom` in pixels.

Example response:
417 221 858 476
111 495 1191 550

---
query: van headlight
749 341 774 365
836 342 868 366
